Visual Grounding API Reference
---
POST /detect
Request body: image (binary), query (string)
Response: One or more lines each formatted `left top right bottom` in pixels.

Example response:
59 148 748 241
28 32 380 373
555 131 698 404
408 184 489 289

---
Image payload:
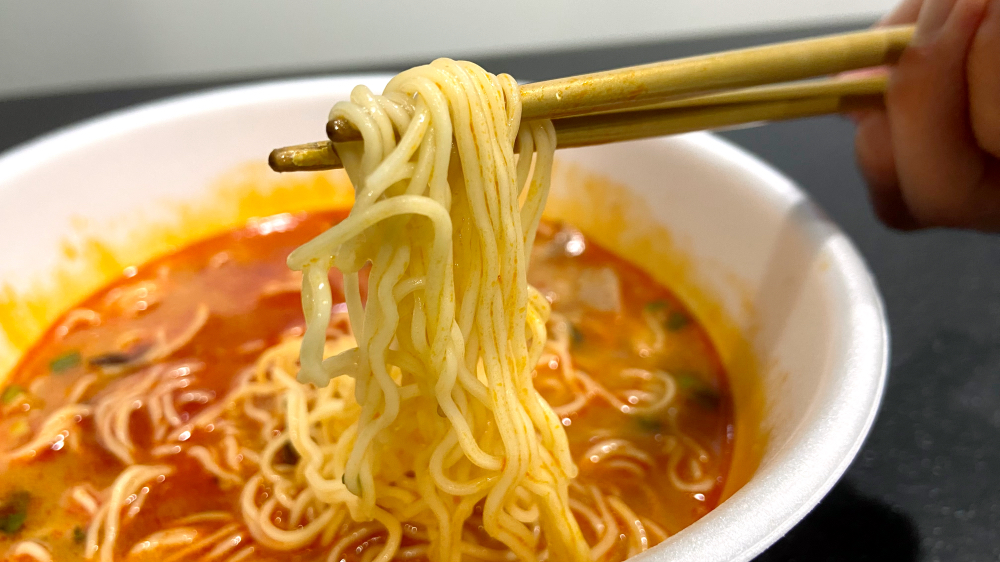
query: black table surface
2 22 998 562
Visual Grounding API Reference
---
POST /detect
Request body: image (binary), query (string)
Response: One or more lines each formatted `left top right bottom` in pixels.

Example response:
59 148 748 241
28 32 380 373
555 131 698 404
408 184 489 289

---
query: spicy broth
0 212 733 561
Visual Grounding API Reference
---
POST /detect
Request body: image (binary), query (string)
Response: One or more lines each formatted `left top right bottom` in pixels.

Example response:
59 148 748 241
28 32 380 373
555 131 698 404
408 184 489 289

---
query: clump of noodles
238 327 365 555
284 59 588 562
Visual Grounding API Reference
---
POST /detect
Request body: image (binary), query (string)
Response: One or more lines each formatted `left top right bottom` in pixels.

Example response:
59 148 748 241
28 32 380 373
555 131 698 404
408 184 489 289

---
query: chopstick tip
327 118 353 143
268 141 342 173
268 147 294 173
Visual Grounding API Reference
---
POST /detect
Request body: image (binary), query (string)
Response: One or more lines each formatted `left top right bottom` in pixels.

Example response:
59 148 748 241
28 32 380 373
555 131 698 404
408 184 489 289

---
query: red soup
0 212 733 562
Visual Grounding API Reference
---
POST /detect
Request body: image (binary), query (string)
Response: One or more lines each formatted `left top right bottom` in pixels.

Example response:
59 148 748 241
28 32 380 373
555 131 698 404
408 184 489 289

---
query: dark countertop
2 23 998 562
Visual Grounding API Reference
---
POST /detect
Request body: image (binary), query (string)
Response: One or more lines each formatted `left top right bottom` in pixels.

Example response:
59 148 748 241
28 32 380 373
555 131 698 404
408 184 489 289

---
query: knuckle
909 189 999 230
968 2 1000 157
972 122 1000 160
901 183 976 228
969 91 1000 158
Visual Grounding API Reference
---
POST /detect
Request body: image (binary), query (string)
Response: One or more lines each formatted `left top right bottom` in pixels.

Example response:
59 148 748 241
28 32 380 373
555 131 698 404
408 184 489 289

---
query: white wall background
0 0 896 100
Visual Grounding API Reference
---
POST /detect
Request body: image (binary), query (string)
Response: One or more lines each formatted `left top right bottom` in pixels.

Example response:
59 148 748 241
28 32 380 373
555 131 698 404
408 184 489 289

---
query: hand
855 0 1000 230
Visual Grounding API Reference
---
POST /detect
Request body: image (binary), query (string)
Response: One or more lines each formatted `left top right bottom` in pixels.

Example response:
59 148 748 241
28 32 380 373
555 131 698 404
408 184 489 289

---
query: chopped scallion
677 373 721 409
635 416 662 433
643 300 667 313
0 490 30 535
666 311 690 331
1 385 25 405
50 350 82 373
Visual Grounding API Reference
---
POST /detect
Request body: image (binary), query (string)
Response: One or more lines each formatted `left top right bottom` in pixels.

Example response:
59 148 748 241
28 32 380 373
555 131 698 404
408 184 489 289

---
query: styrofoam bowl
0 76 888 561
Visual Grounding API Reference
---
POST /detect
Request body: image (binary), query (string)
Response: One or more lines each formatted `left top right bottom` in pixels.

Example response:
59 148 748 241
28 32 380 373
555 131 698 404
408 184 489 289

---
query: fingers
885 0 995 226
915 0 962 31
882 0 925 24
855 110 921 229
852 0 926 230
968 0 1000 158
856 0 1000 230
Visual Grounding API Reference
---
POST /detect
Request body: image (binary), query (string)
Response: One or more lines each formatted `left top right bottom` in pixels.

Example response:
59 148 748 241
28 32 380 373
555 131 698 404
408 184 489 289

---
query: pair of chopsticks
269 25 913 173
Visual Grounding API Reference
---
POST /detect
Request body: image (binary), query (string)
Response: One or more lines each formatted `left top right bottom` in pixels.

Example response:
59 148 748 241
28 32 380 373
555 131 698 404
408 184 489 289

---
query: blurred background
1 0 893 99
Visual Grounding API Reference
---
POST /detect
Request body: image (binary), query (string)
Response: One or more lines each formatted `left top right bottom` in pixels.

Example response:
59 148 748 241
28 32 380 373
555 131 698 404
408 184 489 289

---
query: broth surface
0 211 733 561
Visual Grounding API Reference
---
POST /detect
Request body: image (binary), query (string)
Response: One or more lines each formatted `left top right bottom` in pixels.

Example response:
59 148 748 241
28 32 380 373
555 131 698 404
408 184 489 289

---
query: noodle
128 527 199 557
283 59 586 562
86 465 173 562
9 541 53 562
606 497 648 557
6 404 90 461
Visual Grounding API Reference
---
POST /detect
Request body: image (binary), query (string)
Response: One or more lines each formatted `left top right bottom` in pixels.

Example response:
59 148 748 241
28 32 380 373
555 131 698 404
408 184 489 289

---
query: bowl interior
0 76 887 562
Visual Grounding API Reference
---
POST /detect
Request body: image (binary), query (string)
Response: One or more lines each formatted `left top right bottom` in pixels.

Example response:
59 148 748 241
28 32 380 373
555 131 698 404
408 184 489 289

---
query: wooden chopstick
269 74 885 172
518 25 910 120
553 91 882 148
321 26 911 144
609 73 888 111
269 141 343 172
270 25 913 172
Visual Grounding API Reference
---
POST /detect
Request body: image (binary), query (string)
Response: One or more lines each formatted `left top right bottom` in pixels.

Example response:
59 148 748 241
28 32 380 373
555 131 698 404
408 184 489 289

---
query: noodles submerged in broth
0 61 733 562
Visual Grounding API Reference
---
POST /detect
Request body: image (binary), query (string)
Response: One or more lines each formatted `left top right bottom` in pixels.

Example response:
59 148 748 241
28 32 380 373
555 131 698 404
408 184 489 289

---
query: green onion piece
677 374 696 389
569 324 585 346
50 351 81 373
73 526 86 544
666 311 690 331
0 490 30 535
677 373 721 409
635 416 662 433
1 385 25 405
644 300 667 313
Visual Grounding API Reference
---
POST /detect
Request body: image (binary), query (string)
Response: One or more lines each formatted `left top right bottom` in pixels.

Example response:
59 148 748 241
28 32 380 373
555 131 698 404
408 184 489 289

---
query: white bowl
0 76 888 561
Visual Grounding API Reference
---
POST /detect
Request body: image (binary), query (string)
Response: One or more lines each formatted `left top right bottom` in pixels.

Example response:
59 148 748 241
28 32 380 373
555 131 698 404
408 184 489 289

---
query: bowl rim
0 75 889 562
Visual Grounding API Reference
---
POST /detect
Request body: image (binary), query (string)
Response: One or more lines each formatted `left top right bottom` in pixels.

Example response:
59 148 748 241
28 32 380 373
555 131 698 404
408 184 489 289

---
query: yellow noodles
86 465 174 562
285 59 588 562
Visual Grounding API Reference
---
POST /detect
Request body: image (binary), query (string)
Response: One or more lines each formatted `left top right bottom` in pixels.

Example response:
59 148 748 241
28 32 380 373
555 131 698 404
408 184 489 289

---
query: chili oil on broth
0 211 734 562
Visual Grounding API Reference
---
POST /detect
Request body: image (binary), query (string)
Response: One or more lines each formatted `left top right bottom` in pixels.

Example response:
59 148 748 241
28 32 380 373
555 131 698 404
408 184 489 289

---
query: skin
854 0 1000 230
